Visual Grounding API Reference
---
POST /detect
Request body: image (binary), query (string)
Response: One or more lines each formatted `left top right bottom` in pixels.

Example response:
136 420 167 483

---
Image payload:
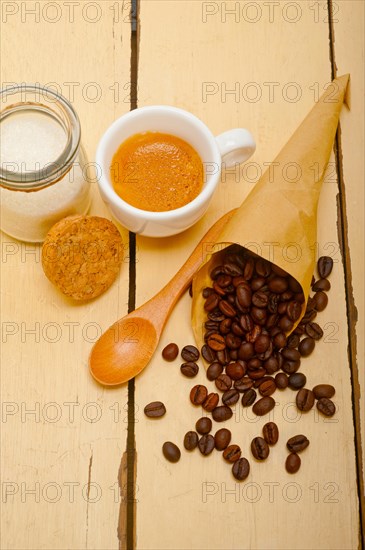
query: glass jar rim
0 84 81 191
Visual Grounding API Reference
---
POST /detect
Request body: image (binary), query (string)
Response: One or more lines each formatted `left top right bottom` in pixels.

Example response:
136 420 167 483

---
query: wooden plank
134 1 360 549
329 0 365 531
1 2 132 549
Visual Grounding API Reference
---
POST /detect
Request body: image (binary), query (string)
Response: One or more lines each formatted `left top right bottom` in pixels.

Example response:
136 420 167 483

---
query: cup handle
215 129 256 167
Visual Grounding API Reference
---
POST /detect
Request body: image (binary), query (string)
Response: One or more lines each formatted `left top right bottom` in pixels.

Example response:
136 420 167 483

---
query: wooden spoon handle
139 209 237 328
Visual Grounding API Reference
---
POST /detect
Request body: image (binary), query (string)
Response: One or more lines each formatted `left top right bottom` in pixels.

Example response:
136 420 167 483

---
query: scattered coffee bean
298 337 315 357
259 379 276 397
223 444 241 463
144 401 166 418
201 344 216 363
234 377 254 392
241 388 257 407
275 372 289 389
203 392 219 412
252 396 275 416
251 437 270 460
162 343 179 361
312 278 331 292
181 345 200 362
287 434 309 453
312 384 335 399
206 362 223 381
313 291 328 312
232 457 250 480
180 362 199 378
207 333 226 351
296 388 315 411
288 372 307 390
212 405 233 422
305 322 323 340
286 452 301 473
184 431 198 451
215 374 232 392
162 442 181 463
287 334 300 349
198 434 215 455
190 385 208 405
318 256 333 278
195 417 212 435
317 397 336 417
222 389 240 406
214 428 232 451
262 422 279 445
226 362 245 380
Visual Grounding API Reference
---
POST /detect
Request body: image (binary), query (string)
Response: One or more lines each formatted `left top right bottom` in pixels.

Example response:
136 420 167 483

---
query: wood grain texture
134 1 360 549
1 2 131 549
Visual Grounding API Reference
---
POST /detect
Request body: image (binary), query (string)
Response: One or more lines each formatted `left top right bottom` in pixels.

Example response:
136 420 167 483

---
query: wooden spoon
89 209 237 385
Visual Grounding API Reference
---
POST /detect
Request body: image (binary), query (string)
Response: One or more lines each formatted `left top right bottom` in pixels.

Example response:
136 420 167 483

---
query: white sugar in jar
0 85 91 242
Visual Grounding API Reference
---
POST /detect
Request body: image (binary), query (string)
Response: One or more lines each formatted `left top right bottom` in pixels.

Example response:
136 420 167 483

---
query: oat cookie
42 215 123 300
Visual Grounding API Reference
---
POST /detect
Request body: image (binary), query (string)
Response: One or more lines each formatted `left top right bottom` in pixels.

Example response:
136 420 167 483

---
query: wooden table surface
1 1 364 549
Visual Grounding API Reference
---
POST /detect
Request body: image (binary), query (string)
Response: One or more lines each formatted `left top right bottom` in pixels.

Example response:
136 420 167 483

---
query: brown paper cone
192 74 349 352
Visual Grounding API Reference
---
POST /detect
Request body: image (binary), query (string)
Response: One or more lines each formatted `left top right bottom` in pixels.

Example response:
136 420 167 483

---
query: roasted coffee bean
282 359 301 374
286 453 301 473
205 320 219 331
206 362 223 381
288 372 307 390
210 265 224 279
223 444 241 463
208 310 225 322
144 401 166 418
305 322 323 340
318 256 333 278
301 309 317 324
298 337 315 357
275 372 289 389
247 324 262 342
215 374 232 392
236 284 252 308
241 388 257 406
216 348 230 365
251 437 270 460
256 258 271 277
281 347 301 362
252 290 269 308
204 293 219 312
213 282 227 297
196 417 212 435
296 388 315 411
222 389 240 406
198 434 215 456
267 313 279 329
212 405 233 422
219 318 232 334
223 261 243 277
190 385 208 405
286 334 300 349
184 431 199 451
262 422 279 445
239 314 254 332
216 274 232 288
231 321 245 337
313 291 328 312
273 332 287 349
254 334 271 354
243 257 255 280
254 375 275 389
264 356 279 374
162 442 181 463
181 345 200 362
203 287 214 298
162 343 179 361
225 333 242 349
234 377 254 392
238 342 255 360
201 344 216 363
202 392 219 412
219 300 237 317
289 277 302 293
259 379 276 397
268 293 280 313
207 333 226 351
312 278 331 291
268 276 288 293
251 277 266 291
180 362 199 377
287 300 302 321
317 397 336 417
287 434 310 453
252 396 275 416
214 428 232 451
226 362 245 380
312 384 335 399
230 350 238 360
251 307 267 325
278 316 294 333
277 302 288 315
293 324 306 336
248 367 266 380
232 457 250 481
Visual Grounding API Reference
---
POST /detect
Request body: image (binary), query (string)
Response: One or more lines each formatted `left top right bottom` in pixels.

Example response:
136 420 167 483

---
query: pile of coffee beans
147 251 336 478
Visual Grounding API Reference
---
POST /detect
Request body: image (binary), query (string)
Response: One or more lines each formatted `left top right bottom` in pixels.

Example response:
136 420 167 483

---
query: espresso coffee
111 132 203 211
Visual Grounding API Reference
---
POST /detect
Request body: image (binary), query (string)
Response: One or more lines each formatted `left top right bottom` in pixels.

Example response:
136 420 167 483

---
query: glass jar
0 85 91 242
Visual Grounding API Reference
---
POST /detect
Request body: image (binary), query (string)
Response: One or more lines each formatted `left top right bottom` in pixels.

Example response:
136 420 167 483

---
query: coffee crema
110 132 204 212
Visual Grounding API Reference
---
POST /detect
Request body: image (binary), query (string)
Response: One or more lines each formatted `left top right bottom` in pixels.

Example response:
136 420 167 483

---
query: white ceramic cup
96 105 255 237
